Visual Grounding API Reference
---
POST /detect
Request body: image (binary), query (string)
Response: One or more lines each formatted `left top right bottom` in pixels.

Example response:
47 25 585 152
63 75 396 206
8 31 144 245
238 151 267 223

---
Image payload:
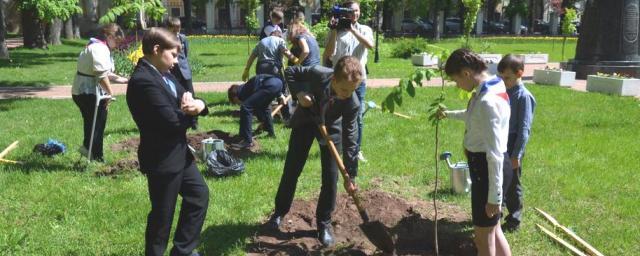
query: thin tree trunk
73 14 81 38
0 0 9 59
184 0 193 34
434 10 443 41
226 0 232 33
50 19 62 45
64 18 74 39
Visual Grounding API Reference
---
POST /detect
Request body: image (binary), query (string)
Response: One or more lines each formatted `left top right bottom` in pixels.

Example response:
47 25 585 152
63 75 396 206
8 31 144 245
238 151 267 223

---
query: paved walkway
0 63 630 100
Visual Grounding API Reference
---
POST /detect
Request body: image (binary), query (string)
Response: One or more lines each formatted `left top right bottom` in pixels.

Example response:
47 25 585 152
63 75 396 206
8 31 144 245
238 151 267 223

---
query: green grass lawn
0 36 577 87
1 84 638 255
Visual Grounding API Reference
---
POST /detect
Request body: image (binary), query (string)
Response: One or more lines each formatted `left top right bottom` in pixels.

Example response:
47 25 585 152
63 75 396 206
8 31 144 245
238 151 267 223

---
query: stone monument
564 0 640 79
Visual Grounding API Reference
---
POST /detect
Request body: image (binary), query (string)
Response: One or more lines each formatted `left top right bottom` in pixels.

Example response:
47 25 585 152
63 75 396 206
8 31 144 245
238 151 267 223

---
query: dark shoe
230 139 254 150
502 221 520 233
318 226 336 247
265 214 282 231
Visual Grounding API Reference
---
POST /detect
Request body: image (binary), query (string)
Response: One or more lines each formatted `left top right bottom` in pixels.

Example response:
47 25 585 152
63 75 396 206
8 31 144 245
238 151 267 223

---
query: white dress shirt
72 38 114 96
445 76 511 205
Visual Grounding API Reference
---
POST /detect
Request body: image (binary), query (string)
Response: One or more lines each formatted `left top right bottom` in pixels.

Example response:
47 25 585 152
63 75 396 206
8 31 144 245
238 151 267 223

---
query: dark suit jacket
173 33 192 80
126 59 208 174
284 65 360 177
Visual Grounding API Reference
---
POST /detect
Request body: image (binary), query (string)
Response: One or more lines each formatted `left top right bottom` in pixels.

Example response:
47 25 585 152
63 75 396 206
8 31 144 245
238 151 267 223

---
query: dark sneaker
502 221 520 233
230 139 254 150
265 214 282 231
318 226 336 247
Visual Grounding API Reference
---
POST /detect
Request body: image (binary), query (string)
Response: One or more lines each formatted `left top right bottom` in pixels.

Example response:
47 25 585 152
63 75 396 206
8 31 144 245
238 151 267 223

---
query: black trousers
239 86 279 142
467 151 513 227
145 162 209 256
504 133 524 224
72 94 107 161
274 123 339 229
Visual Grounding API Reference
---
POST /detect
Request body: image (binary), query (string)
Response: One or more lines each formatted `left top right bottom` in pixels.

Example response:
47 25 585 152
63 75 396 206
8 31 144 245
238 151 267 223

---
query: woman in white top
71 23 128 162
441 48 513 256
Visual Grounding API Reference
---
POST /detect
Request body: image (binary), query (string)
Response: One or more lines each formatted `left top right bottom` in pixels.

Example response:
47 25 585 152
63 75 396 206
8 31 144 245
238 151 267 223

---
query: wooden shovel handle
270 95 292 117
318 124 369 222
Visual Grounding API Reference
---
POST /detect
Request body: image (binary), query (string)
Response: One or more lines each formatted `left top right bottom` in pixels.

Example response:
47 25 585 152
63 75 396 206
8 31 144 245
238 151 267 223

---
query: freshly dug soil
247 190 475 256
110 129 260 155
106 130 260 175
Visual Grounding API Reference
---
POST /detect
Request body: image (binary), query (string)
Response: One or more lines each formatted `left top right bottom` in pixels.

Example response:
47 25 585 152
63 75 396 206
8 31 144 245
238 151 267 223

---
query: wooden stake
0 141 19 159
392 112 412 119
535 208 605 256
537 224 588 256
0 158 22 164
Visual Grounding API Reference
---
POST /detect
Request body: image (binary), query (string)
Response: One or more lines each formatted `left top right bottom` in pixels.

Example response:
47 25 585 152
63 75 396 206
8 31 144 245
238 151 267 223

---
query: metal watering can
201 138 225 161
439 151 471 194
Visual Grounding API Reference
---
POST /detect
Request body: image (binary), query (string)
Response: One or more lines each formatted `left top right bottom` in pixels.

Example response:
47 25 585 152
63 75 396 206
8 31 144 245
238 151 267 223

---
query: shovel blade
360 220 395 253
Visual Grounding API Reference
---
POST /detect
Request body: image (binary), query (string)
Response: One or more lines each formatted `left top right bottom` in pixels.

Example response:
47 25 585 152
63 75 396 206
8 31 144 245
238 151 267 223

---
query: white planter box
478 54 502 64
586 75 640 96
533 69 575 87
521 54 549 64
411 53 439 66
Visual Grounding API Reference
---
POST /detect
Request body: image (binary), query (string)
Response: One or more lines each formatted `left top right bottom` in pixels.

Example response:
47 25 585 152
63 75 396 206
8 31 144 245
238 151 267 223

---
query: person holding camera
323 0 374 163
266 56 362 247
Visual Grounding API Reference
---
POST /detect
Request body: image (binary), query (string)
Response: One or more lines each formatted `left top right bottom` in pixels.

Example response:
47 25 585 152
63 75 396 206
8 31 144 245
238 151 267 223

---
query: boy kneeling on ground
266 56 361 247
228 74 287 149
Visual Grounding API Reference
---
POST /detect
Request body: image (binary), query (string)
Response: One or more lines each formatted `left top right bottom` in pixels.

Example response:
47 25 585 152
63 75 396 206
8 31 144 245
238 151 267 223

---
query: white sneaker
357 151 367 162
78 146 89 158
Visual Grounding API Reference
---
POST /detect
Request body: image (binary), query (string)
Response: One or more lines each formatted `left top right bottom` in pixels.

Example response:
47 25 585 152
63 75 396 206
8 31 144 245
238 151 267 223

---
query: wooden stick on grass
535 208 605 256
0 158 22 164
0 140 19 159
537 224 588 256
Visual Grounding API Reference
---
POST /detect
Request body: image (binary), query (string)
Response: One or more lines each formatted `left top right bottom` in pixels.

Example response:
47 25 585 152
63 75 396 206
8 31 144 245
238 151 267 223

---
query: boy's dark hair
498 54 525 73
142 27 181 55
228 84 241 102
271 10 284 20
444 48 487 76
96 23 121 41
166 17 181 28
334 56 362 82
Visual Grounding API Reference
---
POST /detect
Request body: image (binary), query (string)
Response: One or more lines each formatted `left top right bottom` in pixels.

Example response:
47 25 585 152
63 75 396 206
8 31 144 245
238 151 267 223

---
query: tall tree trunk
0 0 9 59
22 7 46 49
434 10 443 41
226 0 232 33
73 14 81 38
64 18 74 39
50 19 62 45
184 0 193 34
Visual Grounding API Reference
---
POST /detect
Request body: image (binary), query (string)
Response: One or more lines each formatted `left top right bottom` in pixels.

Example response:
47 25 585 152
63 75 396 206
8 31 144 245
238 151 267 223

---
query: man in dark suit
126 28 209 256
267 56 362 247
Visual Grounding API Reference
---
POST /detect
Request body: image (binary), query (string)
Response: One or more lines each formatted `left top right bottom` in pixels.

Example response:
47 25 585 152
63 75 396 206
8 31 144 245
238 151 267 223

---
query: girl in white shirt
72 23 128 161
442 48 513 256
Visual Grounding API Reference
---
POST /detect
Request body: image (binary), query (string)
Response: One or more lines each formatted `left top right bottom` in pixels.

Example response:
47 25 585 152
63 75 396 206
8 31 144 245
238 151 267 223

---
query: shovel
316 123 395 253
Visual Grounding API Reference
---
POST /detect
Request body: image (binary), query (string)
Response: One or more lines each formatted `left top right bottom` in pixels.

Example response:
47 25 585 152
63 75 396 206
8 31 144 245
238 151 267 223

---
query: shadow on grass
199 222 259 255
204 64 228 68
0 81 52 87
0 51 78 68
206 100 230 108
209 109 240 118
0 98 31 111
105 127 139 136
199 53 235 57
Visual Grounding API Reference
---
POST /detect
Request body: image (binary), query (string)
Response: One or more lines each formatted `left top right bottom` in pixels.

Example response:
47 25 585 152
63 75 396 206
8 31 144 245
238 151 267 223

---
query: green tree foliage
98 0 166 29
19 0 82 22
505 0 528 18
461 0 482 47
561 8 577 60
241 0 261 32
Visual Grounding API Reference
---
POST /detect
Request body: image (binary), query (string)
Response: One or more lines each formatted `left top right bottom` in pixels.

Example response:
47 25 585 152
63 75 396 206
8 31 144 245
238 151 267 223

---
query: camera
328 5 354 30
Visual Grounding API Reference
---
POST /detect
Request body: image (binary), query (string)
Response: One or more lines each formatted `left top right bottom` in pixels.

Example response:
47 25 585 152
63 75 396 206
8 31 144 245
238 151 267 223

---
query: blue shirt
252 36 287 67
291 33 321 67
507 82 536 159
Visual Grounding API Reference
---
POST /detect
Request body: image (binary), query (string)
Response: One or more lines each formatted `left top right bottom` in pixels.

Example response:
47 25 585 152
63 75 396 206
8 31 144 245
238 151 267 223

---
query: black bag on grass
206 150 245 177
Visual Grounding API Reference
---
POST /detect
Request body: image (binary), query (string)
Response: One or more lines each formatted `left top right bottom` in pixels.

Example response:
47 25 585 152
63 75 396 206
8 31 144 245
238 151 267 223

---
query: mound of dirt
110 130 261 156
247 190 474 256
96 158 139 176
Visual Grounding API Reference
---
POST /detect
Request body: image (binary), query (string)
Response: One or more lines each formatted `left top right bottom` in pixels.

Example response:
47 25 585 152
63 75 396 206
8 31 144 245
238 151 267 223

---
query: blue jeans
355 80 366 151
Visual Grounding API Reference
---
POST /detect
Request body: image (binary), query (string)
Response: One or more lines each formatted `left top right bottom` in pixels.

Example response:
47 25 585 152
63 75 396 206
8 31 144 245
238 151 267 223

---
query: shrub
391 38 429 59
310 21 330 45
